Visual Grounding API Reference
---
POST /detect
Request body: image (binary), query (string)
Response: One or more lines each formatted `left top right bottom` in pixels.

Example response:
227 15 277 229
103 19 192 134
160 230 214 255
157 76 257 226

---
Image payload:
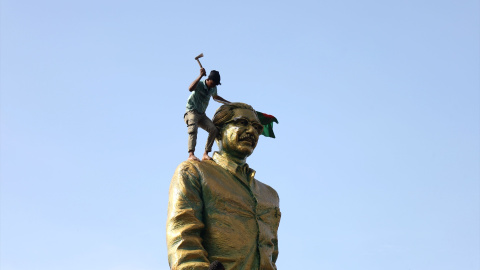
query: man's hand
200 68 206 77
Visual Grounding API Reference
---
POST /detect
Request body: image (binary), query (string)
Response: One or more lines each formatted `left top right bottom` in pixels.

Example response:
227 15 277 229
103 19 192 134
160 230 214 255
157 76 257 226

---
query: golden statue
167 103 281 270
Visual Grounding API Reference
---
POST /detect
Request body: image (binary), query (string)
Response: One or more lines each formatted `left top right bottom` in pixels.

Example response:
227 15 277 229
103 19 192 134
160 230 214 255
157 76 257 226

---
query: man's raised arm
188 68 207 92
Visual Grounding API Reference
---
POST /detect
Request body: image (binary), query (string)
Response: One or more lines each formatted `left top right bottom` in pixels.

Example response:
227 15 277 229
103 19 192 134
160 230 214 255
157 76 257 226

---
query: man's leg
197 114 218 161
184 111 200 161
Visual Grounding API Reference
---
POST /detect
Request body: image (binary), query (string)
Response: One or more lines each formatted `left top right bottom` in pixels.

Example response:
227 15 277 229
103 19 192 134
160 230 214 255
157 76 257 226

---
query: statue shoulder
173 160 218 179
173 160 202 180
255 178 280 205
175 160 198 170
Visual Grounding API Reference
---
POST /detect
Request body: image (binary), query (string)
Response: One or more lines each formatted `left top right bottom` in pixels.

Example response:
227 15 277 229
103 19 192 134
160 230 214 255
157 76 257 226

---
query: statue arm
271 191 281 267
272 219 280 266
166 162 210 270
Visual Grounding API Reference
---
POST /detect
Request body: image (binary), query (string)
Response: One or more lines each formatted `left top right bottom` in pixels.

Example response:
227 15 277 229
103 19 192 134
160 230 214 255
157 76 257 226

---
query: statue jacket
166 152 281 270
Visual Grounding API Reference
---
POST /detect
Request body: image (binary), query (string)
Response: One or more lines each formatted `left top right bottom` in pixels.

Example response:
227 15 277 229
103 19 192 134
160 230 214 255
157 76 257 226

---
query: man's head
213 103 263 159
206 70 221 88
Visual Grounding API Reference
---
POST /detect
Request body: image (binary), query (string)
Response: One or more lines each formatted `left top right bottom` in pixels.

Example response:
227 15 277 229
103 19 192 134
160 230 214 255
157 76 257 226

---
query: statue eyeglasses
224 117 264 135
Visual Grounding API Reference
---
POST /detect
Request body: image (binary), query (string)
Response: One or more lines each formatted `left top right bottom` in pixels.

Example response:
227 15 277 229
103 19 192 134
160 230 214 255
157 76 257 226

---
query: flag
255 111 278 138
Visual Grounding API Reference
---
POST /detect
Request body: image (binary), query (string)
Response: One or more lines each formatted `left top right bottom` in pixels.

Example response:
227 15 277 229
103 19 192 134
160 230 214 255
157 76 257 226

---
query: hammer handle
196 59 203 68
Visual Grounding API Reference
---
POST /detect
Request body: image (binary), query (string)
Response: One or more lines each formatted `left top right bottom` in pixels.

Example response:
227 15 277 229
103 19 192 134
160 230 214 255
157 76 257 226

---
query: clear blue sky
1 1 479 269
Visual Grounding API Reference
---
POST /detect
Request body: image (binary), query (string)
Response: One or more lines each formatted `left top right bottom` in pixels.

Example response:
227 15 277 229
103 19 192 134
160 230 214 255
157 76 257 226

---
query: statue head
213 102 264 160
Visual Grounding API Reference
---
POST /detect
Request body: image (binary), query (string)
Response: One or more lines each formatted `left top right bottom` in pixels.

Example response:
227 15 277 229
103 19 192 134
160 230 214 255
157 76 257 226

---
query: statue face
220 108 263 158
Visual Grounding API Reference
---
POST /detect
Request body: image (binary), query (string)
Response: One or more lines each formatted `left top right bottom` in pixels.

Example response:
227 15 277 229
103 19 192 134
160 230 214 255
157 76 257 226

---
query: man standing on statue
185 68 230 161
167 102 281 270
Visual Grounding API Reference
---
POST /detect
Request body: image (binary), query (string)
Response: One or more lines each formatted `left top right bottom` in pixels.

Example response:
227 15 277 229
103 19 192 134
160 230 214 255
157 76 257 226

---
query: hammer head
195 53 204 60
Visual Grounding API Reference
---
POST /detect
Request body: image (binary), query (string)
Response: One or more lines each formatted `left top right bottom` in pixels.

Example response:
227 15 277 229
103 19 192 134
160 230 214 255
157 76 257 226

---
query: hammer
195 53 204 68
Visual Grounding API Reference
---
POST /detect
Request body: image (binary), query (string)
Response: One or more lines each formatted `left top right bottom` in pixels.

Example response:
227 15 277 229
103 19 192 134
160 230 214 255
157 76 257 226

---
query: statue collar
212 152 256 182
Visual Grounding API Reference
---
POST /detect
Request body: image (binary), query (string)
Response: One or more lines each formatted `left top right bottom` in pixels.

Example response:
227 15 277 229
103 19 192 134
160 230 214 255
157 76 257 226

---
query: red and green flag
255 111 278 138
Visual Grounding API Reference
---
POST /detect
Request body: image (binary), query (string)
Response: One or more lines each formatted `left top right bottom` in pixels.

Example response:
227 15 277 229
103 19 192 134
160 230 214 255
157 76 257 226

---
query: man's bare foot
202 152 213 161
188 152 200 161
